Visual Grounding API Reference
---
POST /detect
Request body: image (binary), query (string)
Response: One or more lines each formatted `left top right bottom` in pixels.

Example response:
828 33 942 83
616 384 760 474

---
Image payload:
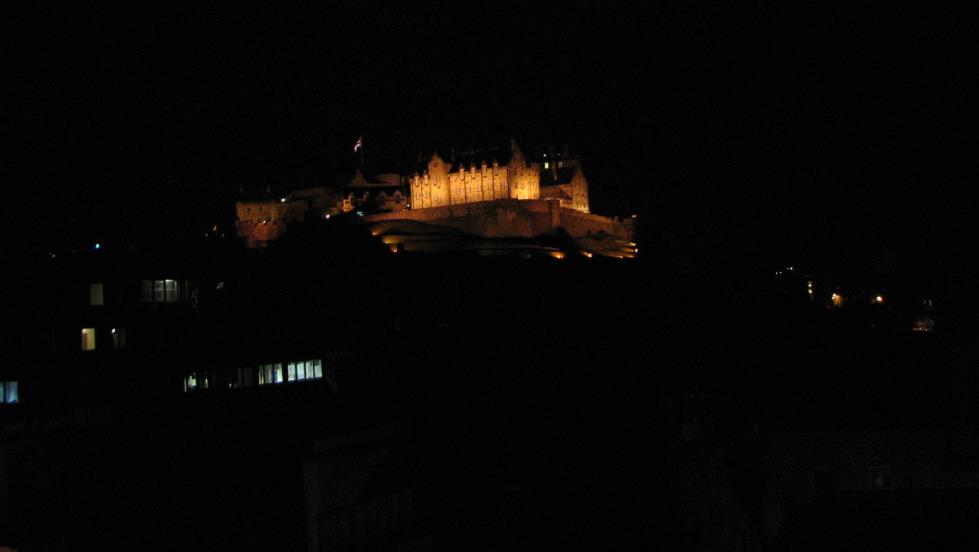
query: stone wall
558 208 636 240
410 147 540 209
364 199 634 240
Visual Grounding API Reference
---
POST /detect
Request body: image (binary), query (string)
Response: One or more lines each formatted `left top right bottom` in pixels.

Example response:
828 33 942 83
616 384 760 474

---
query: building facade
409 142 542 210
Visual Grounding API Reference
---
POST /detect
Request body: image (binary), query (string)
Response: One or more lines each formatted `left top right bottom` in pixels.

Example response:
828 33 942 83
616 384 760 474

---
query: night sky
8 4 968 272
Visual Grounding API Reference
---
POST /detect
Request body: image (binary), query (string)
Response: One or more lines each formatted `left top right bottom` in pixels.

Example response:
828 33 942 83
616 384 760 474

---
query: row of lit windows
1 381 19 404
80 327 126 351
89 280 195 306
258 359 324 385
183 359 323 392
141 279 193 304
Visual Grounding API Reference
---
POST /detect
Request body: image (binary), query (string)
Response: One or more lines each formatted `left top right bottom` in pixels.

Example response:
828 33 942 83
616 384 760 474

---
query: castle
235 140 633 248
409 141 590 214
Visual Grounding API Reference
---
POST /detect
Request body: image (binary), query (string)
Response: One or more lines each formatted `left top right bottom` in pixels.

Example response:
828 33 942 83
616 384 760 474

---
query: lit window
544 162 550 169
141 280 193 304
89 283 104 306
1 381 19 404
111 328 126 349
183 373 208 392
258 363 284 385
286 359 323 382
81 328 96 351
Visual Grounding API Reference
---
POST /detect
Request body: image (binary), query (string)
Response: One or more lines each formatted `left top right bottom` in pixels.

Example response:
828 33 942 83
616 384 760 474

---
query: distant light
324 214 331 219
807 281 813 288
280 198 287 203
831 293 844 307
787 266 794 271
631 214 638 218
111 328 116 334
581 251 593 258
356 210 364 216
549 251 566 260
873 295 884 304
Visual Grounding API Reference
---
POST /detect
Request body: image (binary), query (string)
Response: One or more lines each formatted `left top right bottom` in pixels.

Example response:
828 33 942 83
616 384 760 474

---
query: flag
353 136 363 153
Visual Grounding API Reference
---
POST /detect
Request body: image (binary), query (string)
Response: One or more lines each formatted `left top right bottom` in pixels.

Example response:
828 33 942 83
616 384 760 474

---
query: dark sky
7 4 969 271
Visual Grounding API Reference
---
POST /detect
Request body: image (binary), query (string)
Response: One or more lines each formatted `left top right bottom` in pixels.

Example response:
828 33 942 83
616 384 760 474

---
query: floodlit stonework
410 142 543 209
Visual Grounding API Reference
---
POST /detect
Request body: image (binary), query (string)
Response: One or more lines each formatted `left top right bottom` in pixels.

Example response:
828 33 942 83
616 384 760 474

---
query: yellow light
831 293 844 307
549 251 566 260
389 244 399 253
581 251 593 258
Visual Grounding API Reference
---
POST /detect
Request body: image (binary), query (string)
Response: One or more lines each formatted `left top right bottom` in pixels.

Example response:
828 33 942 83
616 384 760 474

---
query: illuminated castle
409 141 590 213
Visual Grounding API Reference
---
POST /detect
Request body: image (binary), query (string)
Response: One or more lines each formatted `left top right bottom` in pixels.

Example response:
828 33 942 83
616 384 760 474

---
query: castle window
81 328 96 351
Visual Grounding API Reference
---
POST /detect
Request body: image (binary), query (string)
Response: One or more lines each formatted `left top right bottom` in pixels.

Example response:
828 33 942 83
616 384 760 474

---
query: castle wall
558 208 635 241
409 150 540 210
364 199 633 240
570 169 590 213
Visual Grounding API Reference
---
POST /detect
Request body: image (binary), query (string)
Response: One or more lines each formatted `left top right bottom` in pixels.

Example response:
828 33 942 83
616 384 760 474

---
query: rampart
363 199 634 240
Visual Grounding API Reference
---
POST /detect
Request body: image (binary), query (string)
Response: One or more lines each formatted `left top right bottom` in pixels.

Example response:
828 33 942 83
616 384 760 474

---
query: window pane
312 359 322 379
165 280 177 303
297 361 306 380
89 283 104 306
6 381 17 403
141 280 153 303
111 328 126 349
154 280 165 303
273 364 283 383
81 328 96 351
287 363 296 381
